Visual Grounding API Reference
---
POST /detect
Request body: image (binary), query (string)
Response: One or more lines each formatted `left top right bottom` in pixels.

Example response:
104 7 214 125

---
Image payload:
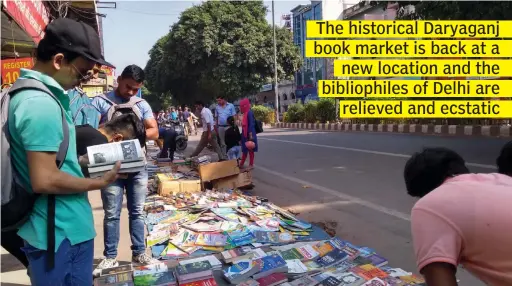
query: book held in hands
87 139 145 178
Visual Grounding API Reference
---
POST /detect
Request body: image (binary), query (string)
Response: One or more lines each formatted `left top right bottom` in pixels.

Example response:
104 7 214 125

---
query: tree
141 86 172 112
144 1 302 105
379 1 512 20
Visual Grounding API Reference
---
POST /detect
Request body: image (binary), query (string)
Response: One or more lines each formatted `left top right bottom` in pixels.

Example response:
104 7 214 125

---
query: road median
272 122 511 138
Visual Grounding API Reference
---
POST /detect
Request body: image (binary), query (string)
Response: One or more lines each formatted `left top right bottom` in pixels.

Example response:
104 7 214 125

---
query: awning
1 10 37 59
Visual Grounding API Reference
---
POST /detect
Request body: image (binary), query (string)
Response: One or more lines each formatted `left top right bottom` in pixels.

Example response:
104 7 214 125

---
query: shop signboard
1 57 34 84
260 84 273 92
2 0 50 44
101 66 114 77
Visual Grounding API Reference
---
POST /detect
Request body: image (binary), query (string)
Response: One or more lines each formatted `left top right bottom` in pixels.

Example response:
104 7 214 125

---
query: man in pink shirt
405 147 512 286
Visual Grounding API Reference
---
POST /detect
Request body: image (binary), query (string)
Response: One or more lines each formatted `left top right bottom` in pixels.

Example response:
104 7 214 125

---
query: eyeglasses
71 63 94 82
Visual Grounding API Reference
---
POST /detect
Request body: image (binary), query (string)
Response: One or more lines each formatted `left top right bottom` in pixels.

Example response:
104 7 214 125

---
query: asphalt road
249 128 510 286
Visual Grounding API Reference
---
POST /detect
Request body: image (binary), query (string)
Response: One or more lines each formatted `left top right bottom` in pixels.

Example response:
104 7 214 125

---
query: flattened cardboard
213 170 252 191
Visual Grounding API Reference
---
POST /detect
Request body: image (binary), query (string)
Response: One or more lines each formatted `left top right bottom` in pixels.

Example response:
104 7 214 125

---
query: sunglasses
70 63 95 82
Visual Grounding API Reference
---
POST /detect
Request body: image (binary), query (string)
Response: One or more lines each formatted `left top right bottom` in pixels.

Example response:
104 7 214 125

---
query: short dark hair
404 147 469 198
195 101 204 107
103 114 146 148
497 141 512 175
120 65 145 83
36 37 80 62
217 96 225 100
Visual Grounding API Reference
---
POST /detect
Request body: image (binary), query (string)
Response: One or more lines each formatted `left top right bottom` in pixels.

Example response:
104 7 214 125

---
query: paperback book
87 139 145 178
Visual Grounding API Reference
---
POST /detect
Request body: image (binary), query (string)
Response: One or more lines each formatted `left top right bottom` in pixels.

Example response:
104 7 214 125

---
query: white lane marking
259 137 496 170
304 169 322 172
255 165 412 221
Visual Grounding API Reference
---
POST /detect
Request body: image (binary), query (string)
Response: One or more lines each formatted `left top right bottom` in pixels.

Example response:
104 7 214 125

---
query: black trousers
159 127 177 159
1 229 29 268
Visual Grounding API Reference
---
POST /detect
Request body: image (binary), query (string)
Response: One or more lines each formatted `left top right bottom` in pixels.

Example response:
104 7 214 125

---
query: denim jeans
101 170 147 258
227 146 241 160
22 238 93 286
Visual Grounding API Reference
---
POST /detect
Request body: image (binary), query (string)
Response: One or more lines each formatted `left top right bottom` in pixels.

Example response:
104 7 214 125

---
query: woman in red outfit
239 98 258 168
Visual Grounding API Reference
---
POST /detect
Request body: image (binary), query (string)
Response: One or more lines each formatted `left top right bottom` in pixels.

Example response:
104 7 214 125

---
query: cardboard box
198 160 240 182
213 170 252 191
158 179 202 196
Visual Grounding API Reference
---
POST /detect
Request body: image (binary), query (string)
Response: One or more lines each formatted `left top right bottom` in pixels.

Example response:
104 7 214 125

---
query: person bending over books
158 125 177 160
497 140 512 176
224 116 242 162
76 113 146 177
404 147 512 286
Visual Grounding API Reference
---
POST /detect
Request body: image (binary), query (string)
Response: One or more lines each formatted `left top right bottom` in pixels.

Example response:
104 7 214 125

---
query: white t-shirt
200 107 215 133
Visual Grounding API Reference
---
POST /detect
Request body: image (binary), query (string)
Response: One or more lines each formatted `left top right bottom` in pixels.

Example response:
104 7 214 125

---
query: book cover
180 277 218 286
380 267 412 278
179 256 222 269
195 233 228 247
296 245 320 261
366 254 388 268
318 276 342 286
332 260 359 272
134 262 169 276
352 256 373 266
399 274 425 284
253 254 288 279
223 259 263 283
176 261 212 276
94 272 133 286
238 279 260 286
313 241 335 257
280 248 305 261
286 259 308 274
287 275 318 286
352 265 389 280
382 276 409 286
361 278 387 286
341 244 360 259
100 264 133 277
256 272 288 286
133 271 176 286
315 249 349 268
336 272 366 286
225 226 256 247
358 247 377 257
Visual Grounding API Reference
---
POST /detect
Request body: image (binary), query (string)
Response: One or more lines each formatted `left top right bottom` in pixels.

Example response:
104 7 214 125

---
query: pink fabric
240 98 251 138
411 173 512 285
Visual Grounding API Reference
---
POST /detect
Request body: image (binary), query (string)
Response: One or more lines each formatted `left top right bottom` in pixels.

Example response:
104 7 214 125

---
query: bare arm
27 151 120 194
144 118 159 140
422 262 458 286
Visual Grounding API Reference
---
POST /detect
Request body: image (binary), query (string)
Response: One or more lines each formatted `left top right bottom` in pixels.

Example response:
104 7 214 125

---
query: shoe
93 257 118 277
132 253 159 265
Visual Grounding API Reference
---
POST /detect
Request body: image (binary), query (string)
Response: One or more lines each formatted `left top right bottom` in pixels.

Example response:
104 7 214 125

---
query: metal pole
272 0 280 123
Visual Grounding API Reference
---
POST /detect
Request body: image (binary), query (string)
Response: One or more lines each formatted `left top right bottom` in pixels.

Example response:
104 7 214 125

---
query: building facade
291 0 358 103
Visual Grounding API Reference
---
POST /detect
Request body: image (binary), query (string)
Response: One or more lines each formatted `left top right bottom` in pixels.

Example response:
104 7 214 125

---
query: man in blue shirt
91 65 159 274
215 96 237 159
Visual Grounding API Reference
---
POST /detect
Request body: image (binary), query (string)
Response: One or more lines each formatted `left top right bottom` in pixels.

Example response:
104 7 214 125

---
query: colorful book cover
318 276 342 286
223 259 263 282
256 272 288 286
328 237 347 250
288 275 318 286
352 265 389 280
315 248 349 267
94 272 133 286
352 256 373 266
100 265 133 276
286 259 308 274
225 226 256 247
341 244 360 259
380 267 412 278
331 260 359 273
382 276 409 286
366 254 388 267
297 245 320 260
357 246 377 257
361 278 387 286
336 272 366 286
176 261 212 276
314 241 335 257
195 233 227 246
180 277 218 286
134 262 169 276
179 256 222 269
133 271 176 286
238 279 260 286
399 274 425 284
280 248 305 261
253 254 287 277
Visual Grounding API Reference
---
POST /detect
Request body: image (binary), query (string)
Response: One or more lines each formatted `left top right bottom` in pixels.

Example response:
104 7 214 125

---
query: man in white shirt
189 101 224 159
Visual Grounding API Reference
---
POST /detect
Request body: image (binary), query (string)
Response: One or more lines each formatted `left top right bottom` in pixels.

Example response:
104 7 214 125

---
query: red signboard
2 0 50 44
101 66 114 77
1 57 34 84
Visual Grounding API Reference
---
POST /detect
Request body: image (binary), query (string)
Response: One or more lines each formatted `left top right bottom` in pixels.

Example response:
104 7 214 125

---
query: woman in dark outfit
225 116 242 162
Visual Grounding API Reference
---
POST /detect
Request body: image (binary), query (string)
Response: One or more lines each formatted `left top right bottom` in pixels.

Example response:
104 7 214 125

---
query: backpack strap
9 78 68 271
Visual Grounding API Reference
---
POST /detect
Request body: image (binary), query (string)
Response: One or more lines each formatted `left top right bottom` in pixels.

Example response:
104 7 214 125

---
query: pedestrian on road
91 65 159 274
497 140 512 176
225 116 242 161
2 18 119 285
404 147 512 286
239 98 258 168
189 101 225 160
215 96 237 158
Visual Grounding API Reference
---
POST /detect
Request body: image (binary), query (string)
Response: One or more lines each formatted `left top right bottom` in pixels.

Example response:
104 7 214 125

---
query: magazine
87 139 145 178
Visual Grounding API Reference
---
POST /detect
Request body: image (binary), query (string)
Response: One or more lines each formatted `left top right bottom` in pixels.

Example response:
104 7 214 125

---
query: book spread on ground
87 139 145 178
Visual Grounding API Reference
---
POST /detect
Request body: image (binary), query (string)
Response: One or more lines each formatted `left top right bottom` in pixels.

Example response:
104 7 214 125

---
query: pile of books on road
93 142 426 285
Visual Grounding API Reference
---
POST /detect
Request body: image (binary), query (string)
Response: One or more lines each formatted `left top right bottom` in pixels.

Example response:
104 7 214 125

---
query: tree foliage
379 1 512 20
144 1 302 105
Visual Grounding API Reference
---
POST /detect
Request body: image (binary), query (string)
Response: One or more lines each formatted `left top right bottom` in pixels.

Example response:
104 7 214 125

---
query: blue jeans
227 146 241 160
101 170 147 258
22 238 93 286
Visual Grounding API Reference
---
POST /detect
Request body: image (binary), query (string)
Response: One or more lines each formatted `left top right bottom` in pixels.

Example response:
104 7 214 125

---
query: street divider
272 122 511 138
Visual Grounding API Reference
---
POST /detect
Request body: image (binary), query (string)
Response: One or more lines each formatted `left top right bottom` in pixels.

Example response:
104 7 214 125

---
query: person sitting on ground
497 140 512 176
76 113 146 177
404 147 512 286
225 116 242 162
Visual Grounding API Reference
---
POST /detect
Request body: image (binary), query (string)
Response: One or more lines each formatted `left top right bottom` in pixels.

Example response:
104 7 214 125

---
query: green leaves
144 1 302 105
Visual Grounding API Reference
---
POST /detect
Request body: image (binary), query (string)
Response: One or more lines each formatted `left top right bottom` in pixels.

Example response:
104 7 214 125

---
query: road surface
249 128 509 286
